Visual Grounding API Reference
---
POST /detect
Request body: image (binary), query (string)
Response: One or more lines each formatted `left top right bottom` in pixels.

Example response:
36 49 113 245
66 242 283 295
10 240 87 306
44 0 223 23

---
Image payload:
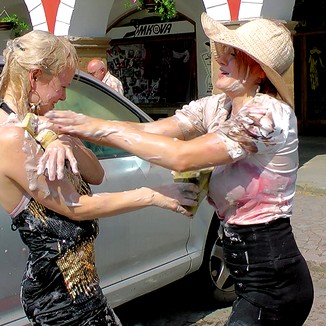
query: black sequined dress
0 99 121 325
11 175 121 325
11 172 121 325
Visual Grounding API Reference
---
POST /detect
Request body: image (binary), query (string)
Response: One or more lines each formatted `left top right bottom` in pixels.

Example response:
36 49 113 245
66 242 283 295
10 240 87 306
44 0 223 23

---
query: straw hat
201 12 294 107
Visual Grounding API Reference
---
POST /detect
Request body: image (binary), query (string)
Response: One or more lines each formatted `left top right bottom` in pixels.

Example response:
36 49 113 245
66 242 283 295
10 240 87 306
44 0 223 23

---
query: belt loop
218 221 224 240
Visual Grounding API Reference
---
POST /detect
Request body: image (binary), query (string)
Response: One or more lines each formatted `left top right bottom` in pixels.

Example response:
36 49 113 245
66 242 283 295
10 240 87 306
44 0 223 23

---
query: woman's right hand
37 134 104 184
151 182 200 218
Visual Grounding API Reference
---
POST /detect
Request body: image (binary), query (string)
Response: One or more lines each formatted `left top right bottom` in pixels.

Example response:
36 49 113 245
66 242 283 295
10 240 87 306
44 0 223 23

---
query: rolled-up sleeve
217 95 292 161
175 94 231 138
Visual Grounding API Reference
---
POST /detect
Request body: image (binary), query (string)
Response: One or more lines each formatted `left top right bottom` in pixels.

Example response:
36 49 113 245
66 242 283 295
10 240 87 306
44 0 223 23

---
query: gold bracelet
35 129 58 148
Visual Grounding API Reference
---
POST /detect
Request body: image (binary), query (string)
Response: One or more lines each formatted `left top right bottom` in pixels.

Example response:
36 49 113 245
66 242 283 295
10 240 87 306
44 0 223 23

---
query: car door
0 67 191 325
55 74 192 306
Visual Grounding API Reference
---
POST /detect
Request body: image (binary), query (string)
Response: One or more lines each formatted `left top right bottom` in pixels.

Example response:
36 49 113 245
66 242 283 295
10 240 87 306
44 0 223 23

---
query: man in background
87 58 124 95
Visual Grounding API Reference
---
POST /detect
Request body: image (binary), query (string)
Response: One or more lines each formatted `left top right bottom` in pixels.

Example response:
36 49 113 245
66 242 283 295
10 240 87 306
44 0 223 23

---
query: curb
296 184 326 195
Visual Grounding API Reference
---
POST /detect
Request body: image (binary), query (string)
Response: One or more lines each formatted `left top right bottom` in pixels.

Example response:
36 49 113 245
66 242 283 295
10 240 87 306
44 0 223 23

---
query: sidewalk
296 136 326 193
289 136 326 326
294 136 326 267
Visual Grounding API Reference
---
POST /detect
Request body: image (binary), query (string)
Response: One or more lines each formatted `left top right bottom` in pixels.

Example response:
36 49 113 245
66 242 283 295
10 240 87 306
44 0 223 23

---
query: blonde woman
0 30 198 325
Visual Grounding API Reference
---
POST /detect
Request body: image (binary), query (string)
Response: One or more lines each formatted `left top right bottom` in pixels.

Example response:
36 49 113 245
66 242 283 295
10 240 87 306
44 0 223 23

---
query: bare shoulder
0 125 26 149
0 126 30 213
0 125 39 174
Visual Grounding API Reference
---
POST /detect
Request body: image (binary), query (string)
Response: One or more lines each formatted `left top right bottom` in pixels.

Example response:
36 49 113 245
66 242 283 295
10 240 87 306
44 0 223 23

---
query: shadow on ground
298 136 326 167
115 275 232 326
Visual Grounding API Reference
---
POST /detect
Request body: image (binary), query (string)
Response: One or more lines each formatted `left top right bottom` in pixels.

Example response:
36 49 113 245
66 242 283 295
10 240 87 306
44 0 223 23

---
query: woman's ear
29 69 42 87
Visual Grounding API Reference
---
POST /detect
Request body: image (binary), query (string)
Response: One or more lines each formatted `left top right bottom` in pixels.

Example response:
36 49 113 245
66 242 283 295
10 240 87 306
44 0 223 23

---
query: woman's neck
230 94 255 115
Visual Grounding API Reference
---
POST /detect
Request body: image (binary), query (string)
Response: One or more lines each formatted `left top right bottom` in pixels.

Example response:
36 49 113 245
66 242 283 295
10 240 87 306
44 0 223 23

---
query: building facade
1 0 325 133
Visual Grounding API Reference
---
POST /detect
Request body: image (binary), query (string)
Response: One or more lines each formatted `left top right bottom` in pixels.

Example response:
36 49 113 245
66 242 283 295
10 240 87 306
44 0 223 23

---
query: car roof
0 55 152 122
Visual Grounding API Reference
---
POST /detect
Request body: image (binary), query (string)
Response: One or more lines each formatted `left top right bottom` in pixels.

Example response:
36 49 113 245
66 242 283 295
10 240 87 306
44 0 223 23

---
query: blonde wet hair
0 30 78 118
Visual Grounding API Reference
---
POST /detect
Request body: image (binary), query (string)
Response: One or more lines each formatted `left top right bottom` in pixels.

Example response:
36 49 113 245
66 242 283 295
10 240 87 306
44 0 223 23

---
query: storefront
9 0 325 133
107 15 198 119
292 0 326 134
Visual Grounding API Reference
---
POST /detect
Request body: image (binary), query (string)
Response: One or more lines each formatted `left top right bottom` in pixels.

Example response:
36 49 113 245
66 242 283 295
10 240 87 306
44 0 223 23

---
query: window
55 75 143 158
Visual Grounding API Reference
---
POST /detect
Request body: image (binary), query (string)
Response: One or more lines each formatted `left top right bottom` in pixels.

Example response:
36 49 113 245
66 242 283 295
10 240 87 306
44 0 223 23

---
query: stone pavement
291 136 326 326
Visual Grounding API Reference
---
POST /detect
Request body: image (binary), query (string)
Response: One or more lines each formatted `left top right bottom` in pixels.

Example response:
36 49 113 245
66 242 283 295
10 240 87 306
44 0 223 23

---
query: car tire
209 236 236 303
192 215 236 306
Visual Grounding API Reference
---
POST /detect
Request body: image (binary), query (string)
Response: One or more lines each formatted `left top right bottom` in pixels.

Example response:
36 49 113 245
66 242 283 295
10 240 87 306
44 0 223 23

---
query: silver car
0 58 235 326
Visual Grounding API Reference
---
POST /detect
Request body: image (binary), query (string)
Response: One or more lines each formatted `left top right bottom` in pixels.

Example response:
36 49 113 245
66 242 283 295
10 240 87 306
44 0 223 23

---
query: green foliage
125 0 177 21
0 13 29 37
155 0 177 21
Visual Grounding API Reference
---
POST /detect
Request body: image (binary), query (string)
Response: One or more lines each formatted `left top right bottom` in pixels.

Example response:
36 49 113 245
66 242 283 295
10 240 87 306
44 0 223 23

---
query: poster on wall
305 33 326 120
107 39 196 106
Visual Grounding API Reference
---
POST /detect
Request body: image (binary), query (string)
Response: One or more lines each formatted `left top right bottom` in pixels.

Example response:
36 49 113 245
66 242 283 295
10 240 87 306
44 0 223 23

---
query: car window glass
55 76 140 158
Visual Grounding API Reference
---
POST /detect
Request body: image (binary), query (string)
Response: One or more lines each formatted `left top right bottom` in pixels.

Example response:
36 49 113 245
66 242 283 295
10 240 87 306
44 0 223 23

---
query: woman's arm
120 115 189 139
0 127 198 219
46 111 233 171
40 113 191 180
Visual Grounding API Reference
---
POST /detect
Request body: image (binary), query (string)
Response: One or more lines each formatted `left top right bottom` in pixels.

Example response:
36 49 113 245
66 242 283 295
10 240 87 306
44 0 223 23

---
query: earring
29 90 41 114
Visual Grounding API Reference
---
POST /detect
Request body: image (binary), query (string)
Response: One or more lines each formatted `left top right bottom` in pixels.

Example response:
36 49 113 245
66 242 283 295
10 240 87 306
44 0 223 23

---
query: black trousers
222 218 314 326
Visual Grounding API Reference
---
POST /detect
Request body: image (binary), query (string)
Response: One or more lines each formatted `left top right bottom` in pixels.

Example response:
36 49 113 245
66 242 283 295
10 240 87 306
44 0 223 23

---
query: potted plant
124 0 177 21
0 10 29 37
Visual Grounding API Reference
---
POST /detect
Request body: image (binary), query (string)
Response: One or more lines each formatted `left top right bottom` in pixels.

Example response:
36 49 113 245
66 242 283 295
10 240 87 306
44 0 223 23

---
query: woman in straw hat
44 13 314 325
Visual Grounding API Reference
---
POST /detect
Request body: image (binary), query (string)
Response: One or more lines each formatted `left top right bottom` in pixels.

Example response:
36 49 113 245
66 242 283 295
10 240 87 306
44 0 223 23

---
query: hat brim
201 12 293 107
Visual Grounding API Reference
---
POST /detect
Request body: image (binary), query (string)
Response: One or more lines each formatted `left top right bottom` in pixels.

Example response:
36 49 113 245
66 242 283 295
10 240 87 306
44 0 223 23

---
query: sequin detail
27 200 48 225
57 237 99 300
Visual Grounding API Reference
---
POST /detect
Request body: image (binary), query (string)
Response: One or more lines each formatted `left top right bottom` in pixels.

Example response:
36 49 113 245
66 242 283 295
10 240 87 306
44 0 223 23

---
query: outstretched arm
1 126 199 219
45 110 233 172
40 111 190 179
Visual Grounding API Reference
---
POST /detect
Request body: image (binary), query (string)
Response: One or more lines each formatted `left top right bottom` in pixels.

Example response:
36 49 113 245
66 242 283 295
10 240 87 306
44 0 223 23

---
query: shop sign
108 20 194 39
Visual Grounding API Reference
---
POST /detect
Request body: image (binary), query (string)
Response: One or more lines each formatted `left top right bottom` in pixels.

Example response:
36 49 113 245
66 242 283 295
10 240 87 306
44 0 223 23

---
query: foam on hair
0 30 78 118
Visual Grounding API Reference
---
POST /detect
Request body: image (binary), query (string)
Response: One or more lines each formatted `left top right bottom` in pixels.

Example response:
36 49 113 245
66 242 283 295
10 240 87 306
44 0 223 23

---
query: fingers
37 151 48 175
176 182 200 201
45 110 76 121
154 183 199 208
175 204 193 218
178 197 198 207
65 150 79 175
44 148 58 181
55 149 66 180
37 144 78 181
45 110 86 128
176 182 200 193
181 190 199 200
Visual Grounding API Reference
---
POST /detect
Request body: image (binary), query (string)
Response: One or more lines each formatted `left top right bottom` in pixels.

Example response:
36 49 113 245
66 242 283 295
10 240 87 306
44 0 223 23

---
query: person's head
0 30 78 118
87 59 107 81
201 13 294 107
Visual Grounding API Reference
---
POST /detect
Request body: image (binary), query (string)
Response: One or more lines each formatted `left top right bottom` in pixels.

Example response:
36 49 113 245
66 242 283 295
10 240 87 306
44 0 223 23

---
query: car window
55 75 142 159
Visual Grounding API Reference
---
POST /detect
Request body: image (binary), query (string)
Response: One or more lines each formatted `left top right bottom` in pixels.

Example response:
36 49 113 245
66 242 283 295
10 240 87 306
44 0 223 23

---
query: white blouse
175 93 298 225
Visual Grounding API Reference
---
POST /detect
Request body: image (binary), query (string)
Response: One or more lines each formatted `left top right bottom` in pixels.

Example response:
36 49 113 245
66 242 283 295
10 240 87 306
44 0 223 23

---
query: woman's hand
151 182 200 218
37 134 104 184
37 135 78 181
45 110 99 139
